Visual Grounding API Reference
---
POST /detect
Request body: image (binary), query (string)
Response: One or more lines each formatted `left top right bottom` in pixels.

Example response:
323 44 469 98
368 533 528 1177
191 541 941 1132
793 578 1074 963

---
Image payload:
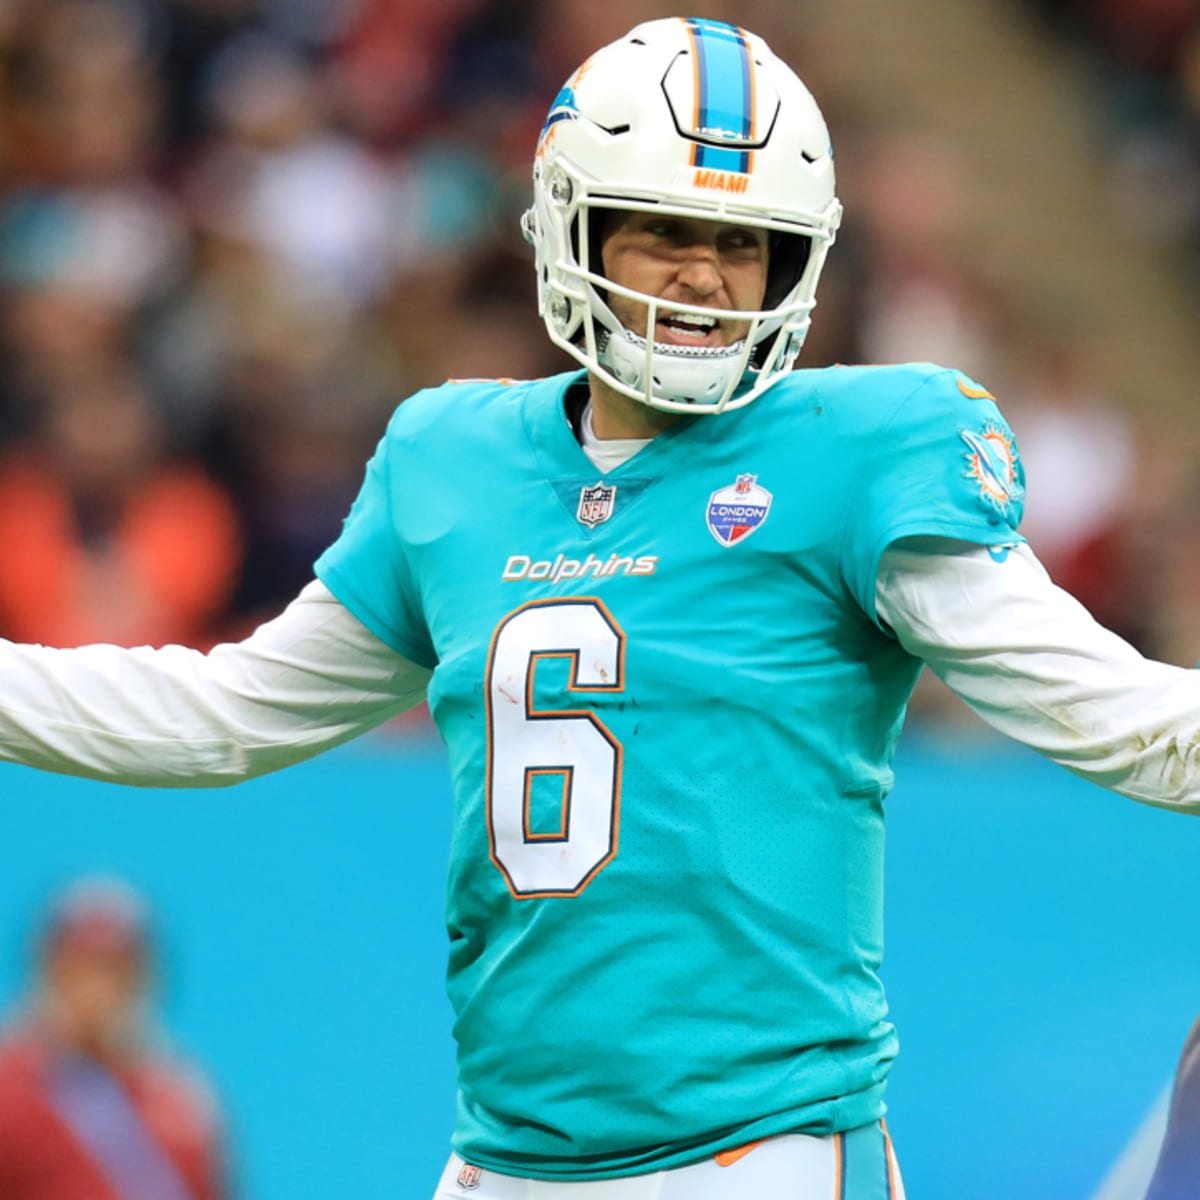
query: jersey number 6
485 598 625 898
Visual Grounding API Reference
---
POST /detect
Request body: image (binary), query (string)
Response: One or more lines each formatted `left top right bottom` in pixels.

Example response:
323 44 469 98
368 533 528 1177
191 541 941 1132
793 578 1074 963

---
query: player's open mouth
656 311 722 347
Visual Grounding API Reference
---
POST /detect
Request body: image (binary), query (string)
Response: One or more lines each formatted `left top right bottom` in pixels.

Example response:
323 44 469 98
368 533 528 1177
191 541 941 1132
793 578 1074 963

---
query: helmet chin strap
599 327 749 409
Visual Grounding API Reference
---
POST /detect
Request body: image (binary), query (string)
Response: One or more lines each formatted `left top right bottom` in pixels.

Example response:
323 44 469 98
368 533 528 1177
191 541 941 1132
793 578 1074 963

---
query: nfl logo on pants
456 1162 483 1191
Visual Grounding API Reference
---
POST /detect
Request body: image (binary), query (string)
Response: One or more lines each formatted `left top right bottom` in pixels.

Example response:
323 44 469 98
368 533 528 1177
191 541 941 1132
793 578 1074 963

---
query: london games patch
706 473 772 546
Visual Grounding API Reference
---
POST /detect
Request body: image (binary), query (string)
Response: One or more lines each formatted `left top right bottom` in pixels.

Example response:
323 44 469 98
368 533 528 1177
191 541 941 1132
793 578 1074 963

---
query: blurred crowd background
0 0 1195 668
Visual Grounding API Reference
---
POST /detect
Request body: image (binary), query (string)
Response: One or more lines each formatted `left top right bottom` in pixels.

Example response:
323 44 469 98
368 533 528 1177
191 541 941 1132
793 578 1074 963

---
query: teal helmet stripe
685 17 754 173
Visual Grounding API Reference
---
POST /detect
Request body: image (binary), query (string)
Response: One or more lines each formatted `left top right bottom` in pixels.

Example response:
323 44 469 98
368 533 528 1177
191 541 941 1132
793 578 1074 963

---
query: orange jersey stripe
684 18 702 166
957 377 996 401
882 1118 899 1198
714 1137 767 1166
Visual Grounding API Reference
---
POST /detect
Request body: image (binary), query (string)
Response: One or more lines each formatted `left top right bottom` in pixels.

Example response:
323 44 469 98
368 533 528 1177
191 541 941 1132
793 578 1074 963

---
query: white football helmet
522 16 842 414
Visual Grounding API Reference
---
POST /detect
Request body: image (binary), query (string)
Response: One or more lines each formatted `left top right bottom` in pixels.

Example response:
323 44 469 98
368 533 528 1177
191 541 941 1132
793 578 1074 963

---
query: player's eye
642 219 683 240
720 228 764 254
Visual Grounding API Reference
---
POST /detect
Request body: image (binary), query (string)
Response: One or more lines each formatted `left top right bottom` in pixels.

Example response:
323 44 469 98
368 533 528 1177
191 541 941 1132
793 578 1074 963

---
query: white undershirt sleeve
0 580 430 787
876 540 1200 811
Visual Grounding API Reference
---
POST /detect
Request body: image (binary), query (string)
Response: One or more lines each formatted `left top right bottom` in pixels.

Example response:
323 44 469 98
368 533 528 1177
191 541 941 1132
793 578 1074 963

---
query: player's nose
674 248 723 297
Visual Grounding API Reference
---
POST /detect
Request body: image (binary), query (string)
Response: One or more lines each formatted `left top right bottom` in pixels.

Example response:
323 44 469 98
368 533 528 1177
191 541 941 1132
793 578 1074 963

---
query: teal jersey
315 363 1025 1178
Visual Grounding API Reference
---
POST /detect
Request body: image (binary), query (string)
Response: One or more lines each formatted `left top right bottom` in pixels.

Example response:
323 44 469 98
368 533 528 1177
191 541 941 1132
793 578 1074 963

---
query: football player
0 16 1199 1198
0 878 230 1200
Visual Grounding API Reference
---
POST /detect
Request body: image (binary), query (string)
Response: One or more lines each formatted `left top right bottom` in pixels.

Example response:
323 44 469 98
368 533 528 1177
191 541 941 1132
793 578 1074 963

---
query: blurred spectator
191 31 397 310
0 359 242 647
4 0 163 188
1055 437 1200 662
327 0 483 148
1023 0 1200 266
851 131 1009 382
215 337 393 627
0 877 230 1200
1002 330 1137 585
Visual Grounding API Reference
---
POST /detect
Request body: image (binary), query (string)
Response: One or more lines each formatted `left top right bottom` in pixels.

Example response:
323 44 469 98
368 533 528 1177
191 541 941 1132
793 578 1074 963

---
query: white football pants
433 1123 905 1199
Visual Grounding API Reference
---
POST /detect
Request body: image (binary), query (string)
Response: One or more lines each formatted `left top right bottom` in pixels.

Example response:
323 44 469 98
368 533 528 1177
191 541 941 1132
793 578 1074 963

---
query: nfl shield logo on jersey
577 481 617 528
706 473 772 546
456 1162 484 1190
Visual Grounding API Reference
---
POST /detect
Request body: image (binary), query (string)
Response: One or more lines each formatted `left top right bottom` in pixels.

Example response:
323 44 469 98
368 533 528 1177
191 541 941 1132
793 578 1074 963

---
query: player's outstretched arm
0 580 430 788
1145 1016 1200 1199
877 539 1200 810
